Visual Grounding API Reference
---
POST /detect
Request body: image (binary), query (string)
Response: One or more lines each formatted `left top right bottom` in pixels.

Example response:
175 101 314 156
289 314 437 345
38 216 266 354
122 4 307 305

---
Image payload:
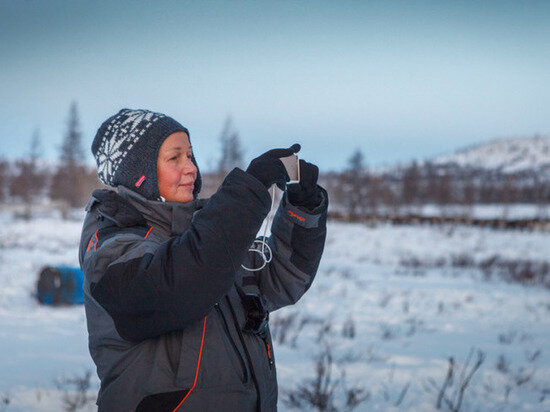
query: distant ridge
430 135 550 175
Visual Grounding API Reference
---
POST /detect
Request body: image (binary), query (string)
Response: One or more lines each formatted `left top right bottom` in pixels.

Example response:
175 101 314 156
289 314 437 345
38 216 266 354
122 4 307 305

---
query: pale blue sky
1 0 549 172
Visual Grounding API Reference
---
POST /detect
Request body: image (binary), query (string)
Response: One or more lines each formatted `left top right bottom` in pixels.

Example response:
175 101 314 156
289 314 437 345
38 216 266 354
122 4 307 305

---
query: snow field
0 213 549 410
272 221 550 410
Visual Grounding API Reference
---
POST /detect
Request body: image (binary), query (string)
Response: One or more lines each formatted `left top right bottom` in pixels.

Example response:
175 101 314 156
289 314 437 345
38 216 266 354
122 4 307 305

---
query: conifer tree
401 161 421 205
0 158 8 203
342 148 368 219
9 128 45 219
50 102 87 209
217 116 244 176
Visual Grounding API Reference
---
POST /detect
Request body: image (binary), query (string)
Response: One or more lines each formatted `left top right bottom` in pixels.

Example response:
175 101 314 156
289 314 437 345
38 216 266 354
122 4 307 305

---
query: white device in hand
241 151 299 273
279 154 300 184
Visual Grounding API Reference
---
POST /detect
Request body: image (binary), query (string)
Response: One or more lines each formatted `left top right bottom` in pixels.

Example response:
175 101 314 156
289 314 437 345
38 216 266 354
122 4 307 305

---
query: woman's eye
169 156 178 161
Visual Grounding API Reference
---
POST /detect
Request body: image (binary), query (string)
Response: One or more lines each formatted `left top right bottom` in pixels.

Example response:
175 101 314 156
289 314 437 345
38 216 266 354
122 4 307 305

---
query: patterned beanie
91 108 202 201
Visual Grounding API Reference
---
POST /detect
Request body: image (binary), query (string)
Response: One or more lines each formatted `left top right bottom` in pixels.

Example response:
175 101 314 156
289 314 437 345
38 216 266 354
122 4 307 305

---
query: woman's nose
183 157 197 176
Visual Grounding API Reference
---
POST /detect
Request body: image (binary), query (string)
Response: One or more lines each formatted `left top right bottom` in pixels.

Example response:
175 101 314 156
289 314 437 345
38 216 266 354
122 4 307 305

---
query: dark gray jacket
78 168 328 411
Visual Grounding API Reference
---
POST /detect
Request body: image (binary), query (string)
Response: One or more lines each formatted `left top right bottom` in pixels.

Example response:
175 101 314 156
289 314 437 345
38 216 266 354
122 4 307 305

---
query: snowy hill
431 135 550 175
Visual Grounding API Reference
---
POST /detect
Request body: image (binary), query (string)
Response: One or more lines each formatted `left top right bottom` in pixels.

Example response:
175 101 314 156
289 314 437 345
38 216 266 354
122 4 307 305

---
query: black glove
287 159 322 211
240 293 269 338
246 144 301 190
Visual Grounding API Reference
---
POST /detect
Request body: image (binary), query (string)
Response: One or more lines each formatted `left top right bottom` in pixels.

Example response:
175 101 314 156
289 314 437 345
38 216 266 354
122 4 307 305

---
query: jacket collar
116 185 208 236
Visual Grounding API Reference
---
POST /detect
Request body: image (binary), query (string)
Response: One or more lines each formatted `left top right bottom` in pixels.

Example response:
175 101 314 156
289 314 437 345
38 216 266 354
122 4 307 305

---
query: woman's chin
162 190 193 203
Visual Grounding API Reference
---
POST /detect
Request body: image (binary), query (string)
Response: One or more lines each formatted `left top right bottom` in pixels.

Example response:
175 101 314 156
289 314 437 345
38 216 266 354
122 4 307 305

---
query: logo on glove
287 209 305 222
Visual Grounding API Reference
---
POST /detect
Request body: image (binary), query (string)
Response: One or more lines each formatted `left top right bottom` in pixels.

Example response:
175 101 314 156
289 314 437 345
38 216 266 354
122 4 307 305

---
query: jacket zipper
261 335 274 369
214 303 248 384
226 295 262 412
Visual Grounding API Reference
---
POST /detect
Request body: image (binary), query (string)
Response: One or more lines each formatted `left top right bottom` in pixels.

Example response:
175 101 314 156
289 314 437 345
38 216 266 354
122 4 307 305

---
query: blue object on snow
36 266 85 305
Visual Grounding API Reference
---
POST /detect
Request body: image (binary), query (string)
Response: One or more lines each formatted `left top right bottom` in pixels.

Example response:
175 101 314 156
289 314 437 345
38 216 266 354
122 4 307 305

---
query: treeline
0 105 249 219
2 104 549 221
0 102 102 219
321 149 550 220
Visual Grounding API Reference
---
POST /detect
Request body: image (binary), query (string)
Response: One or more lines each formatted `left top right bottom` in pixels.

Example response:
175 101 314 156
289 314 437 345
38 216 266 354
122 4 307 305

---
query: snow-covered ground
410 203 548 220
0 210 549 411
327 202 549 221
274 222 549 411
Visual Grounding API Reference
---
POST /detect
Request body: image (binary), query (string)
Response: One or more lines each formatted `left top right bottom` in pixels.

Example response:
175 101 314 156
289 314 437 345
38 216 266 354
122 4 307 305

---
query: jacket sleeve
85 168 272 342
243 185 328 312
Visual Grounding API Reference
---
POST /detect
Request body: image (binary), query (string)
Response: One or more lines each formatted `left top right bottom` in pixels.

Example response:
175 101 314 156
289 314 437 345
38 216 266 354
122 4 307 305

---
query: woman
79 108 328 411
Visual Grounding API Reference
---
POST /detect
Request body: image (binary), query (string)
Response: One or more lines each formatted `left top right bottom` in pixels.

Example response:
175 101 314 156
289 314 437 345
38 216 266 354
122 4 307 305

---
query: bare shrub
344 387 370 410
270 312 298 345
513 366 535 387
270 313 330 348
539 388 550 403
381 364 411 407
284 344 338 411
283 343 369 411
292 316 324 348
399 256 423 268
498 330 516 345
525 348 542 363
342 316 355 339
54 370 95 412
379 292 393 308
428 348 485 412
480 257 549 288
380 323 399 340
340 268 354 279
394 381 411 407
435 357 455 409
317 318 334 343
496 354 510 374
399 252 550 288
451 254 474 268
337 351 362 364
493 348 539 403
404 316 425 337
0 392 11 411
341 370 371 411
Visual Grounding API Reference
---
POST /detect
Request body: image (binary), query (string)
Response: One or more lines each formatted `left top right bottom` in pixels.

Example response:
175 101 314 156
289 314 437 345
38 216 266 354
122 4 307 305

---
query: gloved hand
246 144 301 190
287 159 323 211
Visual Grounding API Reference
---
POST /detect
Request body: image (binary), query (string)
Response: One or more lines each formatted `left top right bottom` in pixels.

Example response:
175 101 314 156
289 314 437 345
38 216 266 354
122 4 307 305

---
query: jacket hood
116 186 208 236
85 186 208 238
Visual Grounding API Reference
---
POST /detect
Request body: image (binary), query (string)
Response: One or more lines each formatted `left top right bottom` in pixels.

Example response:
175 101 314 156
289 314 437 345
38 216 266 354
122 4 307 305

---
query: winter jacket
78 167 328 411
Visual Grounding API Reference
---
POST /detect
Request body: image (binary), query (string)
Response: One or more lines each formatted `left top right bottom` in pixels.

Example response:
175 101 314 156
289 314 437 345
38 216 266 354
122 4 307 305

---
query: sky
0 0 549 172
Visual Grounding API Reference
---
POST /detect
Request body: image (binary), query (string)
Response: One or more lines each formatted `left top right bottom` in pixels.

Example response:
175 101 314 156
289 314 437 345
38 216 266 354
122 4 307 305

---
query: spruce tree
401 161 420 206
9 128 45 219
50 102 87 209
217 116 244 176
342 148 368 219
0 158 8 203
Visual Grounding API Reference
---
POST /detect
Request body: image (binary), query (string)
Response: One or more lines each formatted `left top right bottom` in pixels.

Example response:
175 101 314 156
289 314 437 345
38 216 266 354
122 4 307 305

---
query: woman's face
157 131 197 203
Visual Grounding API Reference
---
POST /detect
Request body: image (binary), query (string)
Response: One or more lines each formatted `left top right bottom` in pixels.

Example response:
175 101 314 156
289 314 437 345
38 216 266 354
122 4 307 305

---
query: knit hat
92 108 202 201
